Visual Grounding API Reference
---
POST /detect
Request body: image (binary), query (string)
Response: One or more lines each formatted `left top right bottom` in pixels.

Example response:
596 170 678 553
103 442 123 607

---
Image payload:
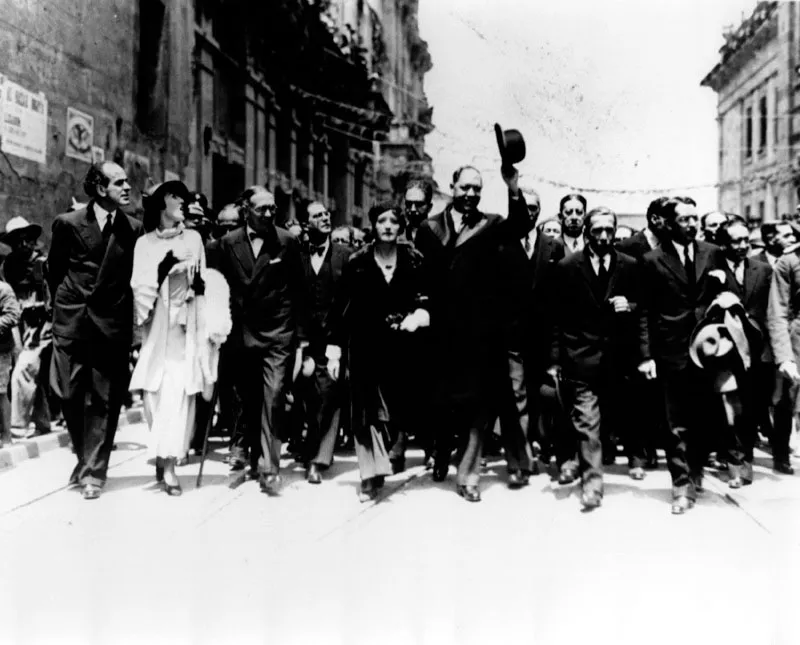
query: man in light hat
47 161 143 500
2 216 54 438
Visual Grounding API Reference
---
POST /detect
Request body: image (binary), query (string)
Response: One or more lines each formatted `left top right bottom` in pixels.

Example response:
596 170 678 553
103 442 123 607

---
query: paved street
1 422 799 645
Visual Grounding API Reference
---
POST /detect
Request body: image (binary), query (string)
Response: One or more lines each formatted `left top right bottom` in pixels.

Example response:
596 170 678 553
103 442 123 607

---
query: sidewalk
704 447 800 543
0 404 145 471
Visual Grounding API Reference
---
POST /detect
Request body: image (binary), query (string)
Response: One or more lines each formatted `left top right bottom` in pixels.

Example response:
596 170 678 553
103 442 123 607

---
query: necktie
523 236 532 255
597 257 609 296
102 215 113 241
683 245 695 288
249 231 264 241
310 244 326 257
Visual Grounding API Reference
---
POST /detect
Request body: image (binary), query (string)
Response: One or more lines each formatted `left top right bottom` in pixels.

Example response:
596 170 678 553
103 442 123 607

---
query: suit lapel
657 241 687 285
742 259 759 304
94 210 136 290
603 252 620 301
456 212 491 247
252 229 282 277
579 251 602 305
694 242 712 283
427 212 452 248
77 203 104 250
231 229 256 276
721 262 744 298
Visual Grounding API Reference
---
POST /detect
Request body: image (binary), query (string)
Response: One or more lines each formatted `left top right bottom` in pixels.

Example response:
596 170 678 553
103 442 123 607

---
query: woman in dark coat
333 202 431 502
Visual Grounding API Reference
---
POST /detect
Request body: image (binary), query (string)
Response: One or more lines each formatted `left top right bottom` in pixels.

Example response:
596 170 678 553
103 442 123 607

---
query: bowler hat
494 123 526 168
1 216 42 245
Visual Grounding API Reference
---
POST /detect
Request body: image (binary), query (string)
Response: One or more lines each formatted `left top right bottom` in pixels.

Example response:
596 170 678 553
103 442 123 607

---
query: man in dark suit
296 200 351 484
558 193 587 256
212 186 308 495
642 196 726 514
550 207 651 510
616 196 671 469
415 164 527 502
46 162 143 500
716 220 778 485
496 190 565 486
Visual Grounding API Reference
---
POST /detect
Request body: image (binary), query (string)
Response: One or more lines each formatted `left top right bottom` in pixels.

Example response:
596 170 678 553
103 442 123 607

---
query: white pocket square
269 257 282 264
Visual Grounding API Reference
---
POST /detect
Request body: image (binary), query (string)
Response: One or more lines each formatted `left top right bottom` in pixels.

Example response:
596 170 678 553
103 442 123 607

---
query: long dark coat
332 243 429 441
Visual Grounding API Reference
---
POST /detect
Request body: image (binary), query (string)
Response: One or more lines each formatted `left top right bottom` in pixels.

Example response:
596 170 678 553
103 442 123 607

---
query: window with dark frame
745 106 753 159
759 95 768 154
136 0 167 135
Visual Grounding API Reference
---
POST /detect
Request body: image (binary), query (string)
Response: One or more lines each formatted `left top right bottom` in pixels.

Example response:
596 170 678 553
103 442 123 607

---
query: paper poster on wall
66 107 93 163
91 146 105 164
0 76 48 164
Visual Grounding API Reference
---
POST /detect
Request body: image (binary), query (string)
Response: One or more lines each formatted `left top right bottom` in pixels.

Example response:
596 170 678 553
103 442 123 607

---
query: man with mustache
47 162 143 500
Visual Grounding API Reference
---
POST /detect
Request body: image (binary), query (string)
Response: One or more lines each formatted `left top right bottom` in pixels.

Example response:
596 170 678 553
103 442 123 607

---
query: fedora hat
1 216 42 244
689 323 735 369
494 123 526 168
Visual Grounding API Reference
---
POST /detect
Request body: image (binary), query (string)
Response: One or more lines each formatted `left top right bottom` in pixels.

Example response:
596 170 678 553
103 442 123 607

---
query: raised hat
494 123 526 169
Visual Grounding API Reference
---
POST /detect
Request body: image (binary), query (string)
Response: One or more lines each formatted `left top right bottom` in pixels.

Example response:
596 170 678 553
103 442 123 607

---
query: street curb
0 404 145 472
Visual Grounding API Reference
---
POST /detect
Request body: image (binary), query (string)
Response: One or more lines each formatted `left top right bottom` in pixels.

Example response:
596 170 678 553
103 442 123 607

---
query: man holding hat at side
2 216 54 438
47 162 143 500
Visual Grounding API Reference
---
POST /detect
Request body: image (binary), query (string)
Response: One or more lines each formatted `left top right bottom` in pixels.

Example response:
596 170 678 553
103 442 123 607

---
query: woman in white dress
130 181 229 496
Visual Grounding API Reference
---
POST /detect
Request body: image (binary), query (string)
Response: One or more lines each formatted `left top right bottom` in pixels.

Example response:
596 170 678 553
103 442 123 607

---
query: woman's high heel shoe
164 481 182 496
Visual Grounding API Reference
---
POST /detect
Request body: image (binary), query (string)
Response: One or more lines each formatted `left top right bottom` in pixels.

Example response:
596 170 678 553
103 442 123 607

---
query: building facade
0 0 432 241
701 1 800 226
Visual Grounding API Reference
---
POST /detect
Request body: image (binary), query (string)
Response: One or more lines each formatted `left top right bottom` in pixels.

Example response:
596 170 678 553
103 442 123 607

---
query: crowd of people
3 158 799 514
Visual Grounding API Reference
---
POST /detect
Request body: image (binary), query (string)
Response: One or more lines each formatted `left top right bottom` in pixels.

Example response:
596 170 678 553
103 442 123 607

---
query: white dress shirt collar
521 228 537 259
564 234 583 252
310 238 330 275
672 240 693 262
93 203 111 229
450 208 465 235
246 225 264 257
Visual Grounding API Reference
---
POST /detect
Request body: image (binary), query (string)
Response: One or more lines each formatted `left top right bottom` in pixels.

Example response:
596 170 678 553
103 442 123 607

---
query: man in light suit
550 207 650 510
47 162 143 500
642 196 726 514
212 186 309 495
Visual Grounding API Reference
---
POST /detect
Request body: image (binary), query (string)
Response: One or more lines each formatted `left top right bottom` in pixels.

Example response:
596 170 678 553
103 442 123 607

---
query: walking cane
195 381 220 489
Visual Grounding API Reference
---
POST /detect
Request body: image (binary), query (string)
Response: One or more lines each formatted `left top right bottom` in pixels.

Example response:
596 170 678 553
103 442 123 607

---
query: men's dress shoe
229 458 245 471
82 484 101 500
774 462 795 475
390 456 406 475
457 485 481 502
728 476 744 489
581 491 602 511
424 455 435 471
508 470 529 488
432 464 448 482
259 474 281 496
307 464 322 485
557 470 576 485
671 496 694 515
629 467 645 481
